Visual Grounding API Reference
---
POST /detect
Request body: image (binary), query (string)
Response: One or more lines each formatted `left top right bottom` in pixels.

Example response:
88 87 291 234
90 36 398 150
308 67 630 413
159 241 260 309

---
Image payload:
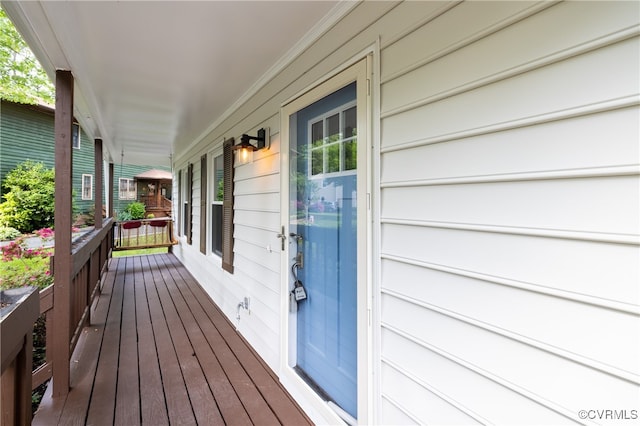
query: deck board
115 257 141 425
85 257 124 424
133 256 169 425
33 253 313 426
142 255 196 425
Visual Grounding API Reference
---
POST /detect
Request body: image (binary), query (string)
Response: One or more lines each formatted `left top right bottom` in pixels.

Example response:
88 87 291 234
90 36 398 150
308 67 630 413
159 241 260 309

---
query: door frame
279 55 373 424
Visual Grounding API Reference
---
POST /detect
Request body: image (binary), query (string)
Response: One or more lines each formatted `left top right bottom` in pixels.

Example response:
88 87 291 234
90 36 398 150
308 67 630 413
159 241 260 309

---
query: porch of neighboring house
33 252 311 425
135 169 173 219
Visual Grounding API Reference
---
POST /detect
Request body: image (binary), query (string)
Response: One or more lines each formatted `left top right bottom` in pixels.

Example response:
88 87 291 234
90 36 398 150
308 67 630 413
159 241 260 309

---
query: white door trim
279 54 373 425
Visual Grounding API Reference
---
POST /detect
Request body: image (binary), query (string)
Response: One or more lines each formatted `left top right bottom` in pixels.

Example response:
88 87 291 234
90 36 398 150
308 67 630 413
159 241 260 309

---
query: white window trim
118 177 136 200
81 174 93 200
72 123 81 149
307 100 358 179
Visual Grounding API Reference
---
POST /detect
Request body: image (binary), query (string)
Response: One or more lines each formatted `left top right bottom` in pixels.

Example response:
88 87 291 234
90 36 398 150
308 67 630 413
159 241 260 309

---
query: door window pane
327 113 340 142
311 121 324 147
305 103 356 177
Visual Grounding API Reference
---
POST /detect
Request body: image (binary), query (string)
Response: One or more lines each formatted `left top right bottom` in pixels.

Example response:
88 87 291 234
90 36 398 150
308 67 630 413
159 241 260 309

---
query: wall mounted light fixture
234 128 269 165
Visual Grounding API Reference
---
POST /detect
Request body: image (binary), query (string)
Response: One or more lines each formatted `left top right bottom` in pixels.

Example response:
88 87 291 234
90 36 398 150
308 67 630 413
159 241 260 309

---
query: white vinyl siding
378 1 639 423
171 1 639 424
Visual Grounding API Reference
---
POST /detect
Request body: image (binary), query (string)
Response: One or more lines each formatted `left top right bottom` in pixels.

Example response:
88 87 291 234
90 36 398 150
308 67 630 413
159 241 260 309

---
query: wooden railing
1 287 39 426
32 219 114 395
114 218 177 250
139 194 172 210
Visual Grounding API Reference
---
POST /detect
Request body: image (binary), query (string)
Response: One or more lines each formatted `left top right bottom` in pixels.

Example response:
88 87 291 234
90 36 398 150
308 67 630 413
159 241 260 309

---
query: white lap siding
172 1 639 423
379 1 639 423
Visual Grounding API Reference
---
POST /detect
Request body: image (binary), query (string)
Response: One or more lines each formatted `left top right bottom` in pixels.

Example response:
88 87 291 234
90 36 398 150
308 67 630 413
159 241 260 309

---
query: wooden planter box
1 286 39 426
121 220 142 229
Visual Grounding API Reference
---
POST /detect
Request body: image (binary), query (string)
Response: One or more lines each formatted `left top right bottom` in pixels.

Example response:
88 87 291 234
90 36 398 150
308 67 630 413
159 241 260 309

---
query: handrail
161 195 172 209
1 286 39 425
139 194 172 210
32 218 114 396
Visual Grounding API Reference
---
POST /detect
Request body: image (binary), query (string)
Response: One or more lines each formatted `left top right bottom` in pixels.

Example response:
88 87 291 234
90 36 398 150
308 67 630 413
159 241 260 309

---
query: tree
0 7 54 105
0 161 56 233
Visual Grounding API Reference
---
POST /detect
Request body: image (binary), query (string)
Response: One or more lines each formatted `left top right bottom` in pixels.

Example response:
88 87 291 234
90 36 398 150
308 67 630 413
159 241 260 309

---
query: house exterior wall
0 100 96 214
111 163 172 216
172 1 640 424
1 101 171 220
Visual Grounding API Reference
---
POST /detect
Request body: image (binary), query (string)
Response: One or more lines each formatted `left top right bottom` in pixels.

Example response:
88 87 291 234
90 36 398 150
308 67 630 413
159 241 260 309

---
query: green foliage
0 8 54 105
0 161 55 233
117 210 132 221
127 201 146 219
0 255 53 290
0 236 53 290
217 178 224 201
118 201 146 221
0 225 21 241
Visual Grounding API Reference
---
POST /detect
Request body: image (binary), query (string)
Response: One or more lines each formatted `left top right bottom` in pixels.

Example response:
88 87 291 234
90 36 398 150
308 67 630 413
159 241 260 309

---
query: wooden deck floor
33 253 312 426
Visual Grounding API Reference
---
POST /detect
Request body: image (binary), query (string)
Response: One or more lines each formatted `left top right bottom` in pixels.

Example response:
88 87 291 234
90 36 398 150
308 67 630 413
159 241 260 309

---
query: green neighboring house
0 99 170 219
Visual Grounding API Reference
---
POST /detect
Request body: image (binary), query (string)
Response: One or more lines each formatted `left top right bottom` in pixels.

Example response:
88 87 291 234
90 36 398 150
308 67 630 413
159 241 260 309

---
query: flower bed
0 235 53 291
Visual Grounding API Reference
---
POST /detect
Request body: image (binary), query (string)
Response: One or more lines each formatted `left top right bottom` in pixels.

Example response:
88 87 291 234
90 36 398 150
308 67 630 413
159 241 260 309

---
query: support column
108 163 114 219
53 70 74 397
94 139 103 229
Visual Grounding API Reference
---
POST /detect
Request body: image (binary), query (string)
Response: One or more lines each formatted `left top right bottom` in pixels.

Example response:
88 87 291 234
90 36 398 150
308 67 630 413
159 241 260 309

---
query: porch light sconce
234 127 269 165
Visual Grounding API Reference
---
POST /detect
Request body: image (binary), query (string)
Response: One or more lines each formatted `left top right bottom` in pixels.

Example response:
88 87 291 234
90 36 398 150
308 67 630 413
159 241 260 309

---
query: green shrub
0 226 21 241
0 161 55 233
125 201 146 220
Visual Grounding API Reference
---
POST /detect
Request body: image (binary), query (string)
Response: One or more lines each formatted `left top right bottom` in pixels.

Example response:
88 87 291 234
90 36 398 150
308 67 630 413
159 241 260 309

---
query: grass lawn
112 247 168 257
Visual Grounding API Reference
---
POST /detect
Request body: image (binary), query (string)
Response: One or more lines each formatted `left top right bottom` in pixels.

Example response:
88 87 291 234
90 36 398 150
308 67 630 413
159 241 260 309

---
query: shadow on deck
33 253 311 425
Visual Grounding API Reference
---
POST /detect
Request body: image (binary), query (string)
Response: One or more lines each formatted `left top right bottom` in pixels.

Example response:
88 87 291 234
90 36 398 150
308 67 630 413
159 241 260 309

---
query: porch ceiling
3 1 343 167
